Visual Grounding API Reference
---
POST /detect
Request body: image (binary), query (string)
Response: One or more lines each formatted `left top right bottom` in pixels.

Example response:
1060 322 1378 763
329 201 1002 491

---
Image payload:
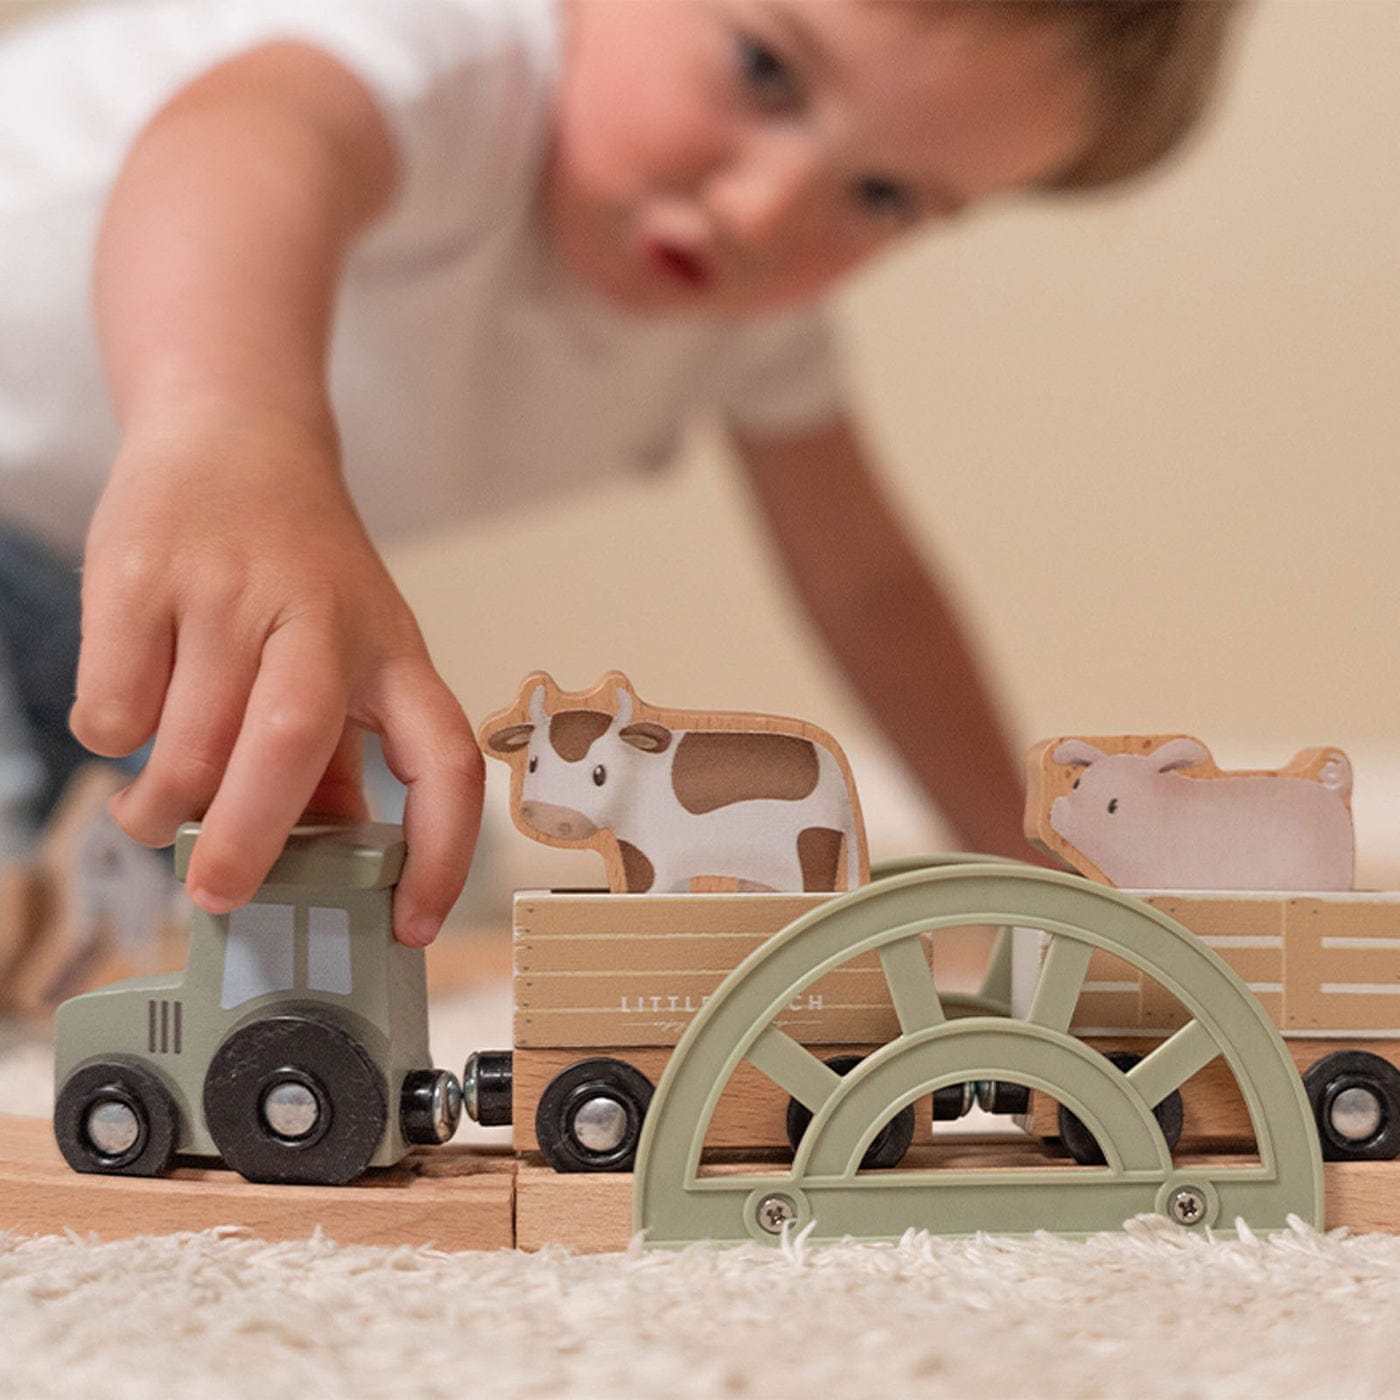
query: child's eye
853 175 916 223
735 33 801 110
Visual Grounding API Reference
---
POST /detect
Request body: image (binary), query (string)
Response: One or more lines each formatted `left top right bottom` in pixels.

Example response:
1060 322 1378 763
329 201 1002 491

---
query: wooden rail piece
0 1113 514 1250
2 1116 1397 1251
518 1140 1400 1253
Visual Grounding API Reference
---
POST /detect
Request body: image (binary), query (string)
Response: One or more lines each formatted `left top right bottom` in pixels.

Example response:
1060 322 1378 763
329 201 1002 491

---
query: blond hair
1023 0 1244 189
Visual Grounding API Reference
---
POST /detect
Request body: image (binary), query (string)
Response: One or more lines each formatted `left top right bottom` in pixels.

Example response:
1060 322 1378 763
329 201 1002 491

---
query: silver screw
756 1195 797 1235
261 1081 321 1141
1168 1187 1207 1226
86 1100 141 1158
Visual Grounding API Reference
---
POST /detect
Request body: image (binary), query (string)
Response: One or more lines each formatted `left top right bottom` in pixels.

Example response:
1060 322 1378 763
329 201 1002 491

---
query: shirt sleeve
712 305 849 440
0 0 560 249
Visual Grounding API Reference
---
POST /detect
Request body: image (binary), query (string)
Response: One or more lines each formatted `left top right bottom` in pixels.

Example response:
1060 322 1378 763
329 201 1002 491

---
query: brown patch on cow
550 710 613 762
798 827 844 891
671 733 819 815
617 840 655 892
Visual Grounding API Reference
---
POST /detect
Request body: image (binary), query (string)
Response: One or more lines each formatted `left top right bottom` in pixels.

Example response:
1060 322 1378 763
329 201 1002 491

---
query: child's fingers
182 625 347 913
373 657 484 947
303 723 371 821
106 616 259 846
70 579 174 758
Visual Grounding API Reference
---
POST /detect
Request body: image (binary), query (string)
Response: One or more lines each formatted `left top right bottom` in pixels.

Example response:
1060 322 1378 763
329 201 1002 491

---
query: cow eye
592 765 607 787
528 756 538 773
1107 798 1118 814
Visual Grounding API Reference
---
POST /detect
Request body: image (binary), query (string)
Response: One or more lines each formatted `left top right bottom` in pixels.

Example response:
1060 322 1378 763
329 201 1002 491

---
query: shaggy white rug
4 1217 1400 1398
6 989 1400 1398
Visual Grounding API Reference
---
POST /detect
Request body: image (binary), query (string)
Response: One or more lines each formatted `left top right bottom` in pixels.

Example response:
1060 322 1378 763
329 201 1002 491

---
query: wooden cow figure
480 672 869 894
1025 733 1355 891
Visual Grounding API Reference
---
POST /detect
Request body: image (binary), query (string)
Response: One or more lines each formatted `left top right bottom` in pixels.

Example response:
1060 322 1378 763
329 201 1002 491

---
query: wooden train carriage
471 887 967 1172
1017 890 1400 1160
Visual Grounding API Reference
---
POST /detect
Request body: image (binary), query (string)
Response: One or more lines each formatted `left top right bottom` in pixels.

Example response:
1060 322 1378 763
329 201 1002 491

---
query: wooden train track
2 1114 1396 1253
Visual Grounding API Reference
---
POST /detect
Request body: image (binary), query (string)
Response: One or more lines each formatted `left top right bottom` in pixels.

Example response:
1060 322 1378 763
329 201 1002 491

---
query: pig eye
528 756 538 773
593 764 607 787
1107 798 1119 814
1072 778 1080 790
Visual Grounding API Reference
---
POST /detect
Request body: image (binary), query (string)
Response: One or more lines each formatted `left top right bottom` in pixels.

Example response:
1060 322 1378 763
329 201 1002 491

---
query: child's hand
70 401 484 946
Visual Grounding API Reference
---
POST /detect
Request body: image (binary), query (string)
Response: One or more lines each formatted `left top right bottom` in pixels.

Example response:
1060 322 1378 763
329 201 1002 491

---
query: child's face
547 1 1094 317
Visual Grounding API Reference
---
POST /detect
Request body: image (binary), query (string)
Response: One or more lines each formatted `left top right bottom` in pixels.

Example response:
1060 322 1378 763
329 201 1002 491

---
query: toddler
0 0 1237 941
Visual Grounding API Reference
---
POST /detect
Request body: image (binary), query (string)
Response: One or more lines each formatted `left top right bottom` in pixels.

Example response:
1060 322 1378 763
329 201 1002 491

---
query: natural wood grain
5 1116 1397 1251
0 1113 515 1250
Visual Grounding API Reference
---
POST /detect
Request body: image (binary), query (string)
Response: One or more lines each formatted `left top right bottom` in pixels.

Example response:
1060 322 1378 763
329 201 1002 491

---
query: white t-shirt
0 0 846 559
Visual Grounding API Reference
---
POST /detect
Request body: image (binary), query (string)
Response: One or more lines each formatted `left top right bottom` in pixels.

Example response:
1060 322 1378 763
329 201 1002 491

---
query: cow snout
520 800 599 841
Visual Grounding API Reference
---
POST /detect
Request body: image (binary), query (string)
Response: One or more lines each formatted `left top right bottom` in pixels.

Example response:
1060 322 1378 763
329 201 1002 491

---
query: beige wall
394 2 1400 875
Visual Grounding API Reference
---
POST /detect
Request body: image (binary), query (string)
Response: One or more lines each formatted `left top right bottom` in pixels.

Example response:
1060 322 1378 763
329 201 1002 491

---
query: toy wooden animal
1025 734 1354 890
0 764 187 1016
480 671 869 893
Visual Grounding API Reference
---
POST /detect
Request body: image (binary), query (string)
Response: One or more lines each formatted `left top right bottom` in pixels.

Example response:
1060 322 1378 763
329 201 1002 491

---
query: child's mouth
644 237 711 290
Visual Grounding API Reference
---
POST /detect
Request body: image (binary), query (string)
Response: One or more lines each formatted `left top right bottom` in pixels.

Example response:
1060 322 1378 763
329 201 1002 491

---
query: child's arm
733 416 1030 861
71 42 484 945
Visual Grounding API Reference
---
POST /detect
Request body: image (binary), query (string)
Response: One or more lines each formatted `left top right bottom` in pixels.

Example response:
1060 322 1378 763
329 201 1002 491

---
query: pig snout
519 800 599 841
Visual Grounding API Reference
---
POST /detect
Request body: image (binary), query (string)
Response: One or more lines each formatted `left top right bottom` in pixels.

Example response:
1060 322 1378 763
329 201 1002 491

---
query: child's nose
707 136 819 250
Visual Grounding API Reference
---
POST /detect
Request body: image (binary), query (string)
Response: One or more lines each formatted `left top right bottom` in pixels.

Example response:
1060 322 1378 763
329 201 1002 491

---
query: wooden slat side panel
517 933 768 974
515 1005 905 1049
1285 899 1400 1032
1144 895 1286 940
514 892 830 939
1072 992 1144 1028
517 966 889 1012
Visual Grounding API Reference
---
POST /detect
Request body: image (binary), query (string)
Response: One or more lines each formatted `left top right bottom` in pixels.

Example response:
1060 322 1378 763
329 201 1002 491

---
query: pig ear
1151 737 1209 773
1052 740 1105 768
486 723 534 755
619 722 672 755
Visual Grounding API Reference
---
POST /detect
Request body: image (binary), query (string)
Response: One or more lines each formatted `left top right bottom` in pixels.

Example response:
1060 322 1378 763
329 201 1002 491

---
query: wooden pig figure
1025 734 1355 891
480 672 869 894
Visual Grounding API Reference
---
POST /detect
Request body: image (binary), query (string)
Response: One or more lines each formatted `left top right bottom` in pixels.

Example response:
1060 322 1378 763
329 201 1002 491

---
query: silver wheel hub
261 1081 322 1141
572 1095 628 1153
86 1100 141 1157
1331 1085 1384 1142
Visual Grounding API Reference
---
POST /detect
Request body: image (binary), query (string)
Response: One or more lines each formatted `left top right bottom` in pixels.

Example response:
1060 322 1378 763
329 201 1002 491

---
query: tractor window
308 906 352 995
221 903 295 1009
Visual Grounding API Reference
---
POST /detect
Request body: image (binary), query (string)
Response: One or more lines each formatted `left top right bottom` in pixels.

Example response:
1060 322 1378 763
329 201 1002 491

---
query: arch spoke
746 1025 842 1110
878 934 945 1034
1126 1018 1221 1109
1026 934 1094 1031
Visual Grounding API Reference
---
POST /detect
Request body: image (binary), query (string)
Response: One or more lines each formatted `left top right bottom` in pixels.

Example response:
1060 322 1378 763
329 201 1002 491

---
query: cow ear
619 722 672 755
485 723 534 755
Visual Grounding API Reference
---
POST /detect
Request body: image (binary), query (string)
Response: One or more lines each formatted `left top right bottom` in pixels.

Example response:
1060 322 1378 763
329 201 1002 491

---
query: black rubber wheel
54 1058 179 1177
400 1069 463 1146
978 1080 1031 1116
203 1012 387 1184
1058 1050 1185 1166
1304 1050 1400 1161
535 1058 653 1173
785 1054 916 1170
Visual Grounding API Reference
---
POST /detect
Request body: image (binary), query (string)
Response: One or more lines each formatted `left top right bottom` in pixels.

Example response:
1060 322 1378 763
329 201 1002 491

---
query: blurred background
7 1 1399 894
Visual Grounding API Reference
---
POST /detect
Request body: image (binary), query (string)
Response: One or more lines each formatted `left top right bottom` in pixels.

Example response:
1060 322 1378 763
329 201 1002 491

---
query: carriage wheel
633 864 1322 1247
